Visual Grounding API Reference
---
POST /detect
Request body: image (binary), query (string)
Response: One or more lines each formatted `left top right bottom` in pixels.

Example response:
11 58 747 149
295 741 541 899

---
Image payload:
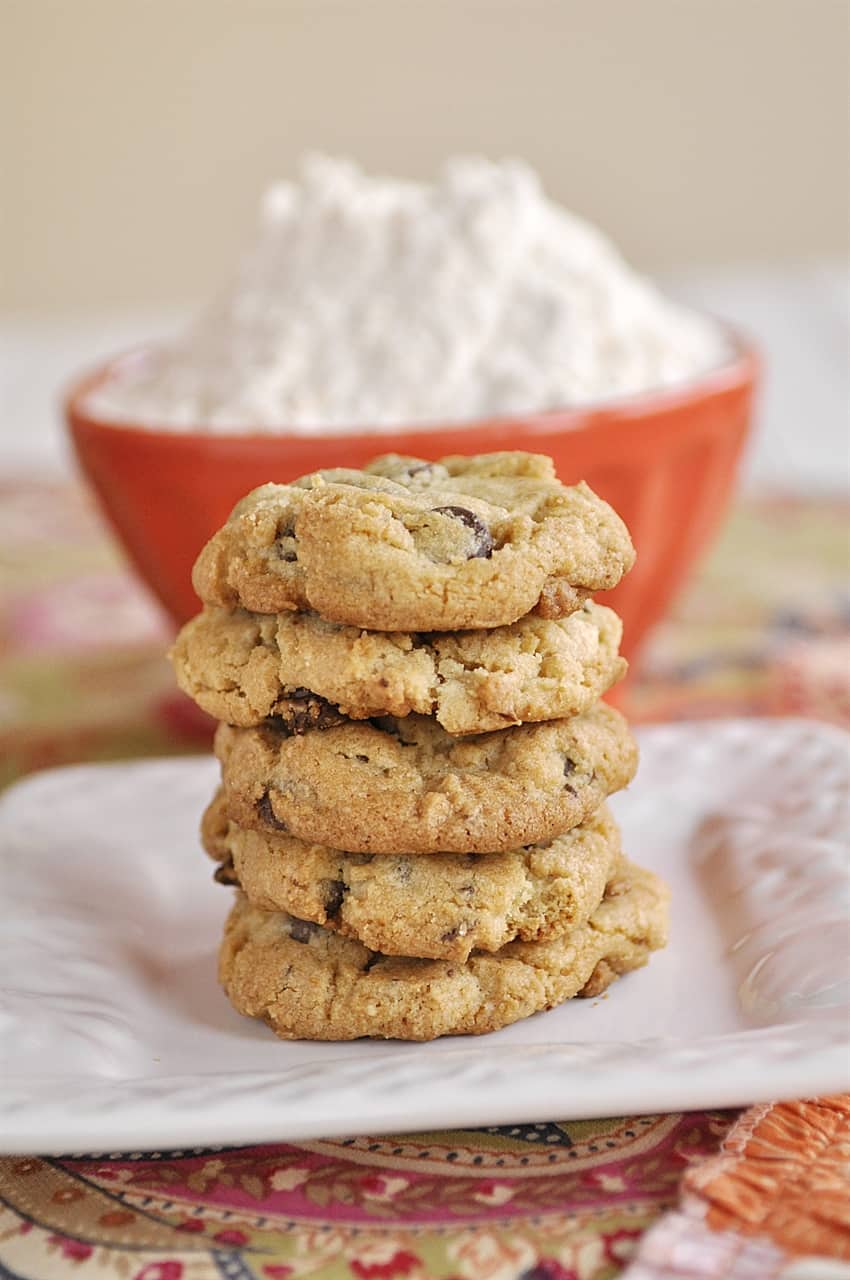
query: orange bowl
66 339 758 661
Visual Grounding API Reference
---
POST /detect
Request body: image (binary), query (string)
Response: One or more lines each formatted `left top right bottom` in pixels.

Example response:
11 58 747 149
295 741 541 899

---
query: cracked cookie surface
215 701 638 854
218 860 669 1040
192 452 635 631
203 789 621 961
172 600 626 735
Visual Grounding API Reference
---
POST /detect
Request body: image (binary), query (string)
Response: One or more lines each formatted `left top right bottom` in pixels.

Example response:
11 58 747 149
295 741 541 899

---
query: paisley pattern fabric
0 1113 733 1280
1 480 848 1278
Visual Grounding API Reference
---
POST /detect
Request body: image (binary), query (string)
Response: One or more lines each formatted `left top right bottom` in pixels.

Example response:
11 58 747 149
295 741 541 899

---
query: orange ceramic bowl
66 339 758 661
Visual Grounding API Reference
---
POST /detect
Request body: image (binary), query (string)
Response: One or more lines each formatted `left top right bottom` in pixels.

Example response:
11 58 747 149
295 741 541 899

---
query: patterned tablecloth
1 480 849 1280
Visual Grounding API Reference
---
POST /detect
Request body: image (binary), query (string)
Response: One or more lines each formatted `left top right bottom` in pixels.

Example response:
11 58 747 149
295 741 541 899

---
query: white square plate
2 718 848 1155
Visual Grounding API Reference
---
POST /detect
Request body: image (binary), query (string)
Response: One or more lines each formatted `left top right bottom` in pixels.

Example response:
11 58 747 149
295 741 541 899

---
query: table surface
0 473 848 1278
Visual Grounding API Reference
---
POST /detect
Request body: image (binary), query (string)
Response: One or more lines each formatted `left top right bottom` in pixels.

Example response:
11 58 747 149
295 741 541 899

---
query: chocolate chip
275 521 298 562
431 506 494 559
269 691 345 734
261 718 292 740
257 790 287 831
324 879 346 918
213 858 238 886
370 716 402 737
564 758 577 797
288 917 317 944
369 717 415 746
400 462 435 481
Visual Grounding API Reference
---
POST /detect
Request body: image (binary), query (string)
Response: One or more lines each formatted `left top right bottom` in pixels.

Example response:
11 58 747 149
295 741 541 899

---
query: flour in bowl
87 155 731 432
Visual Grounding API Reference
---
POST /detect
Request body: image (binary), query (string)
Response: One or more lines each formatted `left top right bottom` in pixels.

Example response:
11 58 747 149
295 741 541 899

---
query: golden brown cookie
172 601 626 735
192 452 634 631
218 860 669 1040
203 788 622 961
215 701 638 854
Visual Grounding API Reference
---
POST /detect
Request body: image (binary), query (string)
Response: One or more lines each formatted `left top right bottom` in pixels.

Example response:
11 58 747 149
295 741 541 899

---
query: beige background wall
2 0 849 312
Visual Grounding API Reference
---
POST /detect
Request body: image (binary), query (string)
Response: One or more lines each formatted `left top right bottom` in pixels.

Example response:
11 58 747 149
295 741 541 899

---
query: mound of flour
88 156 730 432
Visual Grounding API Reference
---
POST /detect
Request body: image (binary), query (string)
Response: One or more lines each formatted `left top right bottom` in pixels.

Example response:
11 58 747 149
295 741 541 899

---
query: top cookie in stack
190 452 634 631
172 451 668 1041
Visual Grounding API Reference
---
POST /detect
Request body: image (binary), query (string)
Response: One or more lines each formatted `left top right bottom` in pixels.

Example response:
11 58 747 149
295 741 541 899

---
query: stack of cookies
172 451 668 1041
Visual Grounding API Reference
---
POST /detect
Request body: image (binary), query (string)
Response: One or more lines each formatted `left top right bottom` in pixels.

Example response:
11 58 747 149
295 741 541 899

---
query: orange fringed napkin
625 1095 850 1277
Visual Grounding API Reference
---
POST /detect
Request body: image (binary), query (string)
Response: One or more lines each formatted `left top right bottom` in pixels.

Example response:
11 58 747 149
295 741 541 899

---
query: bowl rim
65 325 759 446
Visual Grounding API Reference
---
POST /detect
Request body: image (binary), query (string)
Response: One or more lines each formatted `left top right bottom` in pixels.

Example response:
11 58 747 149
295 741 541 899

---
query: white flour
88 156 731 432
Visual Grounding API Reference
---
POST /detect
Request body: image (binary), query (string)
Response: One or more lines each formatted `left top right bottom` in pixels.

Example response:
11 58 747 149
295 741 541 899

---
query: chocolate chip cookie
192 452 635 631
203 788 622 961
172 600 626 736
218 860 669 1040
215 701 637 854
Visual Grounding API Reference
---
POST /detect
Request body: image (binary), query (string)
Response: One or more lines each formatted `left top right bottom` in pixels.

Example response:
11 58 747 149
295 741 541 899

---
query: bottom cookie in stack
218 861 668 1041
